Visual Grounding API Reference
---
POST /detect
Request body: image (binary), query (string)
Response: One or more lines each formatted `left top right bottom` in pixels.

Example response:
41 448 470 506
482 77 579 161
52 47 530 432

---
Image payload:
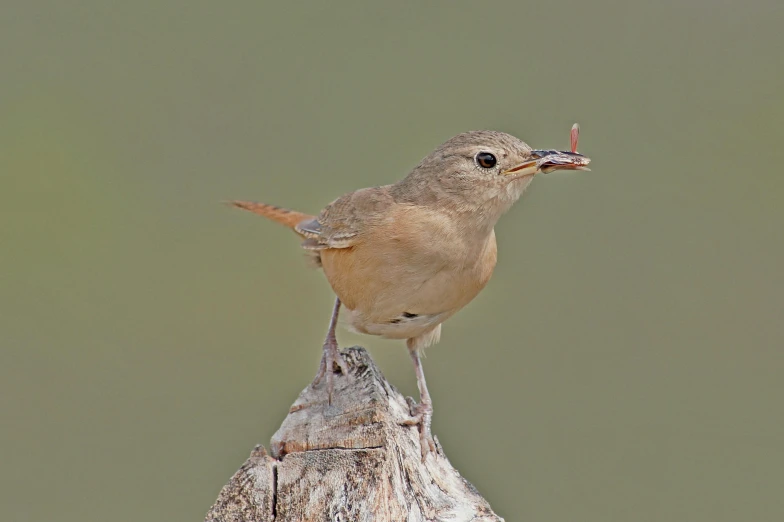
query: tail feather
229 200 315 230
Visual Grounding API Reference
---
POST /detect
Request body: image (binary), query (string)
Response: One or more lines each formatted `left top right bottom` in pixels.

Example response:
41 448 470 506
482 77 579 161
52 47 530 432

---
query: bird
231 126 590 458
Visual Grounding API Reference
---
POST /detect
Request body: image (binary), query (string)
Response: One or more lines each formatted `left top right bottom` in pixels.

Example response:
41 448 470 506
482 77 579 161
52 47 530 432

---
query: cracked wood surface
205 346 504 522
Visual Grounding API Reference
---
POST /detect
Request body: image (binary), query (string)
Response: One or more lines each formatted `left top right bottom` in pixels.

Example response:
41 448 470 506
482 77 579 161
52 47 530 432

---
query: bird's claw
313 342 349 405
401 398 436 460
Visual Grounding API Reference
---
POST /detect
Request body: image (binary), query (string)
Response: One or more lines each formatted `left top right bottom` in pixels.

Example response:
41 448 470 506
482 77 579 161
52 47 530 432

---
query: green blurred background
2 1 783 521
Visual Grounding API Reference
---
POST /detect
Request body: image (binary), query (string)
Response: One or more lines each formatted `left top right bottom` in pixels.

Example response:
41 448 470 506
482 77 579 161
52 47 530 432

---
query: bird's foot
312 340 349 405
401 397 436 460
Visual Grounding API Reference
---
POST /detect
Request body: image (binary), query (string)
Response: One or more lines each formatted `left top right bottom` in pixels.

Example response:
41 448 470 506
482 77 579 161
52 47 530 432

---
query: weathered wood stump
206 346 503 521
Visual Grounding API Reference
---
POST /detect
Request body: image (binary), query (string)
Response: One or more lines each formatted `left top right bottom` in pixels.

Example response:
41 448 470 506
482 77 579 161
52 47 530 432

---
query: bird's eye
475 152 497 169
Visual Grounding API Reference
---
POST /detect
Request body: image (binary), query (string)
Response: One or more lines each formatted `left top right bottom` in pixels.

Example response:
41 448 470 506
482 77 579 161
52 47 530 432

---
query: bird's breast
319 204 497 339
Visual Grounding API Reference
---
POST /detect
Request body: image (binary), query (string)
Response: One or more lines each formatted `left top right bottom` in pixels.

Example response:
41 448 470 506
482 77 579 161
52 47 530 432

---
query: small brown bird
232 127 590 457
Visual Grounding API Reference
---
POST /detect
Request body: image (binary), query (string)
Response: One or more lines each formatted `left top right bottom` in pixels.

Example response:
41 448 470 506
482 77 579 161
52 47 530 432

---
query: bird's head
393 129 590 223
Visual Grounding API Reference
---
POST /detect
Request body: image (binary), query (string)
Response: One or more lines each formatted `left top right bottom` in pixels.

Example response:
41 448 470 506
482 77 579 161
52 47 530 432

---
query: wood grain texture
205 347 504 522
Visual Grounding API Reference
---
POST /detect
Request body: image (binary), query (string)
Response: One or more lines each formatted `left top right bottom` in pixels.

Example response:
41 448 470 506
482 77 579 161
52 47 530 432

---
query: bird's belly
320 228 497 340
343 307 447 339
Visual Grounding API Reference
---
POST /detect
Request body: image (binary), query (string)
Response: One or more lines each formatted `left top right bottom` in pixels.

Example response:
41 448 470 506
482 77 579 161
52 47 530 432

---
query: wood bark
206 346 504 522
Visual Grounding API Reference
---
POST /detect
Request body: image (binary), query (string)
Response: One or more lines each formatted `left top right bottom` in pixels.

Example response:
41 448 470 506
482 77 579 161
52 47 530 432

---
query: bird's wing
295 185 393 250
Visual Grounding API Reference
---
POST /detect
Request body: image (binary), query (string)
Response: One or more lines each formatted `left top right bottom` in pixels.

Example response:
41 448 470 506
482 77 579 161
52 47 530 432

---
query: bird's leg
312 297 348 405
401 345 437 459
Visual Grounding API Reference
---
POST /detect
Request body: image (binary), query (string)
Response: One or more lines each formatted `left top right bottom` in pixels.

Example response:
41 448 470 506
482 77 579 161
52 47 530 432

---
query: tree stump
205 346 504 522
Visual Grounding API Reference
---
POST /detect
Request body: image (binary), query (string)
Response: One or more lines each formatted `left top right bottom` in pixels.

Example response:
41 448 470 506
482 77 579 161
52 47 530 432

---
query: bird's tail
228 200 315 230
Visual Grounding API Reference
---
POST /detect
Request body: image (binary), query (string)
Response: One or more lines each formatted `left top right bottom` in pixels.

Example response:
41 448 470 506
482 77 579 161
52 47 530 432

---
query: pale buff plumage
231 129 590 457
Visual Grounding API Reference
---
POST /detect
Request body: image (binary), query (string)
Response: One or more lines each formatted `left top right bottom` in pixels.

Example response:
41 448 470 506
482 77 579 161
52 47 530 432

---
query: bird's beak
502 150 591 178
